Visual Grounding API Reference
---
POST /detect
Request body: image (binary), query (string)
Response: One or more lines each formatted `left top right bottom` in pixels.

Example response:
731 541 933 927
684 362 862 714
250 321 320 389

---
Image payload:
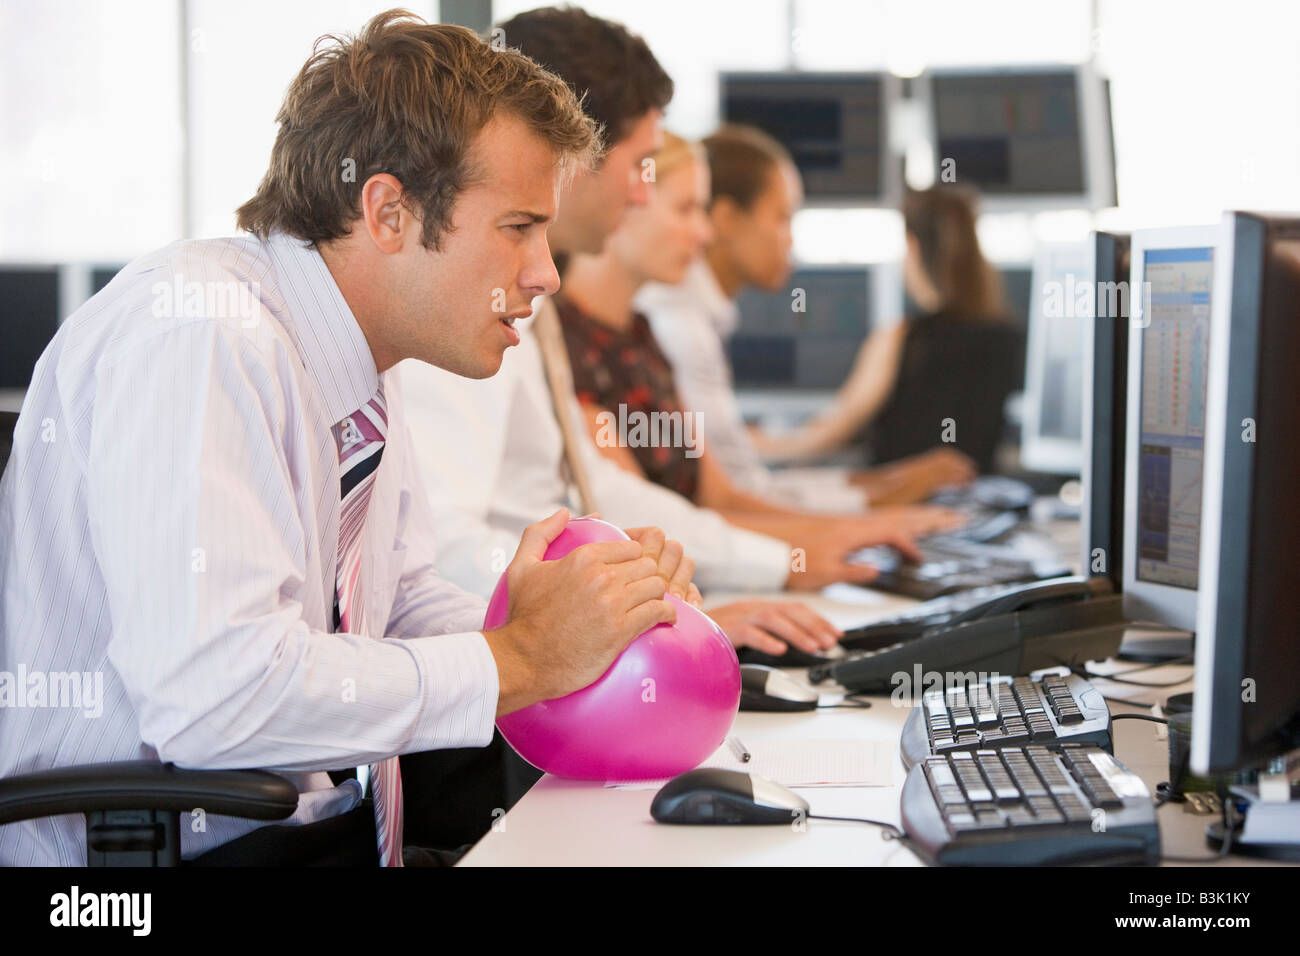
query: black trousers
399 729 543 849
188 730 542 866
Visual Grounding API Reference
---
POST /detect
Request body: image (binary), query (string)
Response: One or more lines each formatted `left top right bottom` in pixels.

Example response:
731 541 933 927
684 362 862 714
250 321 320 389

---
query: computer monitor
998 265 1032 331
730 265 871 390
90 265 124 294
1079 232 1130 591
719 72 896 204
1192 212 1300 778
922 65 1116 210
1020 241 1092 475
1121 226 1217 633
0 266 62 391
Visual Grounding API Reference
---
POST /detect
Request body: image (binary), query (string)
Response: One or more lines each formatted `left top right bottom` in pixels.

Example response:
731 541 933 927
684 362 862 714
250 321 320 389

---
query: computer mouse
738 664 820 711
650 768 809 824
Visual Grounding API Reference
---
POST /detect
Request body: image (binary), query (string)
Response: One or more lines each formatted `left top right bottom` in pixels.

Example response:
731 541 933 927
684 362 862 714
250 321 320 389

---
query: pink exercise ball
487 517 741 780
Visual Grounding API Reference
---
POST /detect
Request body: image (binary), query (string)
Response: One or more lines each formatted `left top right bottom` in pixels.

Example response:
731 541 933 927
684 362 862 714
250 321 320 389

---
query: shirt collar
263 232 379 424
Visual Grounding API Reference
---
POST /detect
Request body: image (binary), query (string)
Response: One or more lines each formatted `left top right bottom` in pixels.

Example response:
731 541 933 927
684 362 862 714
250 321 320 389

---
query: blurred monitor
903 265 1030 333
998 266 1033 330
91 265 124 294
1079 231 1130 592
1021 241 1092 475
719 72 892 203
730 266 871 389
0 266 61 390
1192 212 1300 781
923 65 1116 209
1121 225 1217 632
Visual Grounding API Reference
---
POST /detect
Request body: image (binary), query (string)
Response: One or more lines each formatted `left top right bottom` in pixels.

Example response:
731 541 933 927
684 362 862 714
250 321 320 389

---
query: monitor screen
1134 247 1213 591
91 265 124 294
730 267 871 389
1021 243 1090 474
720 73 886 201
931 70 1085 196
0 267 61 390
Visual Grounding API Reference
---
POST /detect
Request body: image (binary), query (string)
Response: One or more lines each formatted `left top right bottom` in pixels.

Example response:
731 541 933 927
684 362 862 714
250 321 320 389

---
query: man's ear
359 173 413 254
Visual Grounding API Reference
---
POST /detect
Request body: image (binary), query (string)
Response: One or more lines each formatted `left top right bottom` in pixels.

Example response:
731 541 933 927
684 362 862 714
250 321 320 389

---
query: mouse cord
1071 664 1194 688
1157 795 1237 864
807 814 906 840
818 695 874 709
1109 713 1169 725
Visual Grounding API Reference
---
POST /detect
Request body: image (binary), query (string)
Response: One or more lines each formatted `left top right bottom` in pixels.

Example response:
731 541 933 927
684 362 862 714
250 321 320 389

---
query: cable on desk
1073 665 1194 688
1110 713 1168 725
808 814 912 851
1101 693 1161 708
1158 797 1237 864
818 695 873 709
1106 655 1194 674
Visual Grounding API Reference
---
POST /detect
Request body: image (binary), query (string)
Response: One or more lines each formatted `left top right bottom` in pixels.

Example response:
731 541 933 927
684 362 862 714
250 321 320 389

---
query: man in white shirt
400 8 935 628
0 14 691 866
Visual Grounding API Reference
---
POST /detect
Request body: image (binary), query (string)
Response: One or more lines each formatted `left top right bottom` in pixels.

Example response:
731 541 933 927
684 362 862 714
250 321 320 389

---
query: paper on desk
604 738 893 790
820 582 892 607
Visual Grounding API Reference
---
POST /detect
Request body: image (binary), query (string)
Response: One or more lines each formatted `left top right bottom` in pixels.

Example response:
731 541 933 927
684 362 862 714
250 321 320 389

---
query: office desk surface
459 602 1260 866
461 520 1287 867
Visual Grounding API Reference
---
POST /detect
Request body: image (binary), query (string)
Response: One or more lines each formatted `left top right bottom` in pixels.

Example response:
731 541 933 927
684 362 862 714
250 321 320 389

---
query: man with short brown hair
0 10 693 867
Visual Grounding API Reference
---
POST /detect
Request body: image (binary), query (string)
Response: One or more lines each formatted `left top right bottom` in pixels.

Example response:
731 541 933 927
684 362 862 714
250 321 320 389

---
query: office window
1095 0 1300 227
492 0 792 137
186 1 439 240
791 0 1091 73
0 0 182 262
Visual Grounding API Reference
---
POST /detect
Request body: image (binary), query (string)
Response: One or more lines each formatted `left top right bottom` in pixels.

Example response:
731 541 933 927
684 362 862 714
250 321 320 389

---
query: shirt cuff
400 631 500 751
696 524 792 593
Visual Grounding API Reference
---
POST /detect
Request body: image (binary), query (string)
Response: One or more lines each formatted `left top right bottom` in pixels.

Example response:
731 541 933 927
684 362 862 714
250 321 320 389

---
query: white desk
458 595 1243 866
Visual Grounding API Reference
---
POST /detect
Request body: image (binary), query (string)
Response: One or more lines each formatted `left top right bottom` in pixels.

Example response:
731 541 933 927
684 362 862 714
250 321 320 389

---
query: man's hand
623 525 700 607
707 600 841 656
483 509 676 715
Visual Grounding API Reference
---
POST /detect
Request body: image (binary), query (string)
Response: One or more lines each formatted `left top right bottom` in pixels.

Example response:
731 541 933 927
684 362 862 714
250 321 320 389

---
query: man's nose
526 243 561 297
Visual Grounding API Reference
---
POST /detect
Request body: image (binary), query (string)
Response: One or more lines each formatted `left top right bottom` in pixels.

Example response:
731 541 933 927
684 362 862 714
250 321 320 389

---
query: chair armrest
0 761 298 825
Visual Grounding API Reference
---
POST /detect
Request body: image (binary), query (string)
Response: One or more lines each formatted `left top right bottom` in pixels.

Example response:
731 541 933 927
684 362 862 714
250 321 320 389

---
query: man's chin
420 349 507 381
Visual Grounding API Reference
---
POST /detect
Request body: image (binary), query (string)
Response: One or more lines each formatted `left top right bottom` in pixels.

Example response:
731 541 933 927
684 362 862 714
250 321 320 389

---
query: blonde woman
555 134 963 574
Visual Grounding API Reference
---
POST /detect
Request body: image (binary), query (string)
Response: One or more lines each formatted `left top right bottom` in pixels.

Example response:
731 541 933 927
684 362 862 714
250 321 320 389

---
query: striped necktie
331 383 404 867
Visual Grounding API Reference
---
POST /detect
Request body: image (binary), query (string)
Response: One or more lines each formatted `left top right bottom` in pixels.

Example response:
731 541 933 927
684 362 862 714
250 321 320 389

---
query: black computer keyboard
853 536 1070 600
899 672 1112 769
900 744 1159 865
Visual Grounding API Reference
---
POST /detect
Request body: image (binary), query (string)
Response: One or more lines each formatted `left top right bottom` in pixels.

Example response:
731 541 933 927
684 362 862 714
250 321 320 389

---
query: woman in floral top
555 133 962 549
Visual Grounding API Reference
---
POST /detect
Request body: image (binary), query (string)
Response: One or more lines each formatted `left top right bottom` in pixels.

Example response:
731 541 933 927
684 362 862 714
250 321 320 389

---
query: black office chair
0 409 298 865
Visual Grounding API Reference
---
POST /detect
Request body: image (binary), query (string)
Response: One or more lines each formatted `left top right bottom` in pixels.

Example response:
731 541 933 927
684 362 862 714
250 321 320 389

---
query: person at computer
0 13 701 867
637 124 976 508
398 8 956 615
553 133 966 542
391 7 892 855
751 185 1023 475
